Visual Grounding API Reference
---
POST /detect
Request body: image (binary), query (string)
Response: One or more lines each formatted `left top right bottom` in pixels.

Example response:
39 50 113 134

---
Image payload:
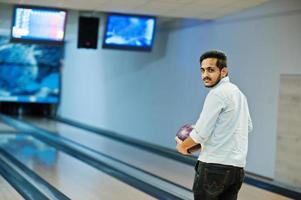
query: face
200 58 227 88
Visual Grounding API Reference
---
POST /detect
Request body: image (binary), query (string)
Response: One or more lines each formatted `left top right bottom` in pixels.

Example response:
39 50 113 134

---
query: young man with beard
175 50 253 200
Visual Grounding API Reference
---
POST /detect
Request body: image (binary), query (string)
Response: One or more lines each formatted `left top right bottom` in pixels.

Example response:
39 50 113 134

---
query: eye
207 68 212 73
200 68 205 73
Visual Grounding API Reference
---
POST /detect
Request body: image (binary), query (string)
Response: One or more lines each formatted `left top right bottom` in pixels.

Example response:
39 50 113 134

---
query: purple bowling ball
176 124 193 141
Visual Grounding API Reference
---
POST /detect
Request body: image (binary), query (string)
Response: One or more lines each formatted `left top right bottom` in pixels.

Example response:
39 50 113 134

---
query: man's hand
175 137 191 155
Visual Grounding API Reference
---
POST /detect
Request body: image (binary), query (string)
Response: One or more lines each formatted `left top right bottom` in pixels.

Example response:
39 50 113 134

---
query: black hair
200 50 227 69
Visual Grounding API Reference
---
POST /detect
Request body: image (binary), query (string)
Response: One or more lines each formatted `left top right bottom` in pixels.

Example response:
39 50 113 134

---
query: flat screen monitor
0 35 63 104
102 13 156 51
10 5 67 45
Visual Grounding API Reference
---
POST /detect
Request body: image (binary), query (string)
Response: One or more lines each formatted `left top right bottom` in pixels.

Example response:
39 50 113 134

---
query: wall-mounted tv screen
0 36 63 104
102 13 156 51
10 5 67 45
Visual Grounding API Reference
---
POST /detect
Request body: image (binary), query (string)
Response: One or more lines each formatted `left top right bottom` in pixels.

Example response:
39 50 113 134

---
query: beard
204 73 222 88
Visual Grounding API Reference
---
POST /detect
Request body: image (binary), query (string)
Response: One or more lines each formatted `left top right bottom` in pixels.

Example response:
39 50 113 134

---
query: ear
221 67 228 77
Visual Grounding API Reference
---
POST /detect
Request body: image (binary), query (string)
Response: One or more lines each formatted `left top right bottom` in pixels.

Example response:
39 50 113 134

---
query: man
175 50 253 200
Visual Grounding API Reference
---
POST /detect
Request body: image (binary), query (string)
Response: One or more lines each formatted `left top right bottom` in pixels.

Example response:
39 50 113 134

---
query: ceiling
0 0 271 20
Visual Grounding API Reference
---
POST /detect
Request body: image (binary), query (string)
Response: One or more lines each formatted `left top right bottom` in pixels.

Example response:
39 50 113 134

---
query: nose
202 70 209 77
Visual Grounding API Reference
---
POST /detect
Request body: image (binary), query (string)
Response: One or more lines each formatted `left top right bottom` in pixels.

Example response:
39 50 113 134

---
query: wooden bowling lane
0 175 24 200
1 134 155 200
22 116 195 189
239 183 293 200
0 121 16 132
8 116 295 200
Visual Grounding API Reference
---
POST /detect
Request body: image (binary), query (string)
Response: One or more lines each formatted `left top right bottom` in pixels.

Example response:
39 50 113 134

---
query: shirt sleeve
247 106 253 133
248 115 253 133
190 92 225 144
245 98 253 133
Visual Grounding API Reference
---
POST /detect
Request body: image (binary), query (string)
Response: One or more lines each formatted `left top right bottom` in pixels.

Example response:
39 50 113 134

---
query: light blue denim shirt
190 76 253 167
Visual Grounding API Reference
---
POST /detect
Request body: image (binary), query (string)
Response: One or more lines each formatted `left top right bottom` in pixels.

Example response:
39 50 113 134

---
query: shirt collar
211 76 230 89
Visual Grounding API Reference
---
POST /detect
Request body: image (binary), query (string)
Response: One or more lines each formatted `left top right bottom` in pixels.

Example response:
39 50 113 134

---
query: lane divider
0 147 70 200
52 116 197 165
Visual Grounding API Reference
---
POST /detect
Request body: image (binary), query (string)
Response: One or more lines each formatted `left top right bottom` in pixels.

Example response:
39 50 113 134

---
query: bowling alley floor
0 114 298 200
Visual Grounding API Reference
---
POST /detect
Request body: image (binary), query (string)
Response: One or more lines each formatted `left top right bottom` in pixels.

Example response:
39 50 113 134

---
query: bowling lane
0 134 155 200
0 175 24 200
0 121 16 132
17 117 297 200
239 183 293 200
22 116 195 189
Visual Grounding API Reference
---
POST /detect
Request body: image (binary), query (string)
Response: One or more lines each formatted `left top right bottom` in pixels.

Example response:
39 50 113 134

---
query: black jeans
193 161 245 200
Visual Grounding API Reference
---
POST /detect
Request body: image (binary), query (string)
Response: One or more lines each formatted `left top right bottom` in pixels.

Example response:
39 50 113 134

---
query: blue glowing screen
0 36 63 103
103 14 156 51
